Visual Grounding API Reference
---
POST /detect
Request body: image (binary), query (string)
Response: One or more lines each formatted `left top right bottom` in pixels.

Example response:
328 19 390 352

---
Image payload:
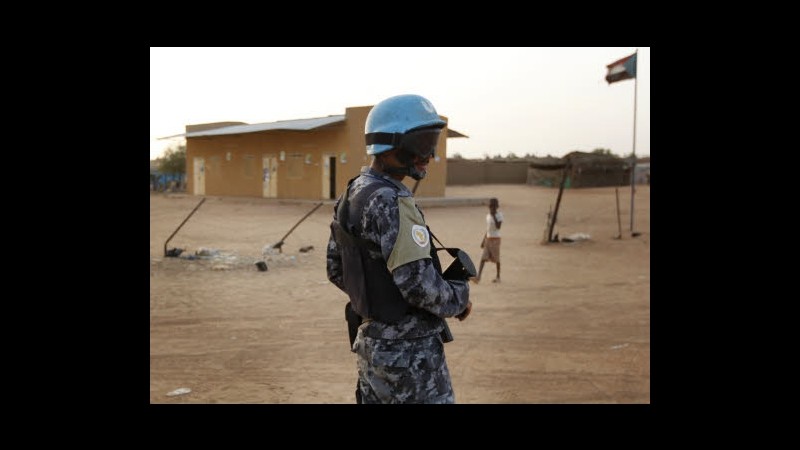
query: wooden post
548 164 568 243
543 204 552 243
615 187 623 239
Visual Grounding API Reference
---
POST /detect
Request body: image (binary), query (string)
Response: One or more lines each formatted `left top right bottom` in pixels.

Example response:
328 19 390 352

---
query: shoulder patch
411 224 429 247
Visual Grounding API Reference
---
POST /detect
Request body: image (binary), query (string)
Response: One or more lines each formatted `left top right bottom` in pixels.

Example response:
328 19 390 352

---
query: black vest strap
331 175 408 323
335 176 382 252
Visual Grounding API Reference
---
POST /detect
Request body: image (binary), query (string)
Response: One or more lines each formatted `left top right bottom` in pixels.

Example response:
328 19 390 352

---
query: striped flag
605 52 637 84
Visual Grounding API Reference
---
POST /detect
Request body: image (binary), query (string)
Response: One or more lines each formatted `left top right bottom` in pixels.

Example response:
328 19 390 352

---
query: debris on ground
165 248 184 257
299 245 314 253
560 233 591 243
153 245 304 272
195 247 220 257
166 387 192 397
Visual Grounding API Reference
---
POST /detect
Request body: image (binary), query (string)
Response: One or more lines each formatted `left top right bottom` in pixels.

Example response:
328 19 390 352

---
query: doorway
193 157 205 196
322 154 337 200
262 154 278 198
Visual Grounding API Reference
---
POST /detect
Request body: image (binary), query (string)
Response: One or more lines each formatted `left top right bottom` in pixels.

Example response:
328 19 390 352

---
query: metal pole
164 197 207 256
278 202 323 243
271 202 324 253
630 48 639 233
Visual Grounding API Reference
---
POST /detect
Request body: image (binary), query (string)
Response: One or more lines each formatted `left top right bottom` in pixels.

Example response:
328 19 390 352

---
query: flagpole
629 48 639 233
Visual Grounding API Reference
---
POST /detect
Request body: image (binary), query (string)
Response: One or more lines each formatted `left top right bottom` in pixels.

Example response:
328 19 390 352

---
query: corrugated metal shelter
162 106 466 200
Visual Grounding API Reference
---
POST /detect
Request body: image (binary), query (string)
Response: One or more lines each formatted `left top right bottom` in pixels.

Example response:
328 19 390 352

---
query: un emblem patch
411 224 429 247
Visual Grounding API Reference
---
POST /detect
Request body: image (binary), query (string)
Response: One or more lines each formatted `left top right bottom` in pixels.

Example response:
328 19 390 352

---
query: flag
605 52 637 84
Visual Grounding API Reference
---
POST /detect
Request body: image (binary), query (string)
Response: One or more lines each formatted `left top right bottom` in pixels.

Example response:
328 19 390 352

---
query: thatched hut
527 152 631 188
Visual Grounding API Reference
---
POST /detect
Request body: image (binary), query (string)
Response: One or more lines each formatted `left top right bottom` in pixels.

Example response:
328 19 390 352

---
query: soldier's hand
455 301 472 321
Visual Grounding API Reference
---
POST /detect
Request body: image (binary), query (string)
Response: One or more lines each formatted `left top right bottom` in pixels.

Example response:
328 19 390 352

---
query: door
322 154 336 200
193 157 205 196
262 155 278 198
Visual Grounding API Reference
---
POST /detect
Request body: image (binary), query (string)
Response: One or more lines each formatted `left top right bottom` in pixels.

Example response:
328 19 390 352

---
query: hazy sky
150 47 649 160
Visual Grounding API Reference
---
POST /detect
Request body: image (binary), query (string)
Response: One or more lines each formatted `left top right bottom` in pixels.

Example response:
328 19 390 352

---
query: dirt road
150 184 650 403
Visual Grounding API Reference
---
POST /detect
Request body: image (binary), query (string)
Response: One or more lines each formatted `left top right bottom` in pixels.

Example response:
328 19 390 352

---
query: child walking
475 197 503 283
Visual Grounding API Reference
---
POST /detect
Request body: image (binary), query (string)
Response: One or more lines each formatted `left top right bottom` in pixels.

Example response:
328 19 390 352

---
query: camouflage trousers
353 331 455 404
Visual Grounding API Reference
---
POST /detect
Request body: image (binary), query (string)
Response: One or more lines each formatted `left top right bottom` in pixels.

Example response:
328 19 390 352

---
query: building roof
185 115 346 138
446 128 468 138
160 115 468 139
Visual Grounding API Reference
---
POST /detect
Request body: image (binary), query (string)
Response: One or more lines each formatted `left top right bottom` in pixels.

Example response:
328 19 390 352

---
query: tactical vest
331 176 444 323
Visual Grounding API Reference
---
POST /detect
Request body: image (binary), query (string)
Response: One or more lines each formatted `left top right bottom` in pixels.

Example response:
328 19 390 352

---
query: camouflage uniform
327 167 470 404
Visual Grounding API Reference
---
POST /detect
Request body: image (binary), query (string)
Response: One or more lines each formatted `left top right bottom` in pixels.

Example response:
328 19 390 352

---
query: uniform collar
360 166 410 194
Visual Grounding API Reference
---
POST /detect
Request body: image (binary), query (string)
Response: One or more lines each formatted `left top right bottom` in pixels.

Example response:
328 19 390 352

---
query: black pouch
428 228 477 281
439 247 477 281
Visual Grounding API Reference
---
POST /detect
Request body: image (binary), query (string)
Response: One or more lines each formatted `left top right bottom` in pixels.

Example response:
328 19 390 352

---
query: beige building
179 105 465 200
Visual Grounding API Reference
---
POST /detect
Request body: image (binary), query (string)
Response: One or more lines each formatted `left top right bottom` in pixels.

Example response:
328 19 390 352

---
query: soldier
327 94 472 404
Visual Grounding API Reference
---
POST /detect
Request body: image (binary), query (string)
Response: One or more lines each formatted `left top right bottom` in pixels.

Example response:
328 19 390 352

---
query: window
287 153 304 179
243 154 255 177
209 156 221 173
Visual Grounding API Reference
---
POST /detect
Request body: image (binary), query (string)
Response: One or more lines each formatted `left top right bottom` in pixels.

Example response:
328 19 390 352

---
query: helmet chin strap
408 166 427 181
383 165 426 180
383 148 428 181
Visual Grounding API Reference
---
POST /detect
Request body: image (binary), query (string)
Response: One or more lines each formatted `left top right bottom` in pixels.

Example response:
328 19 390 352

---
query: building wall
447 160 529 185
186 105 449 199
187 127 347 199
338 106 371 195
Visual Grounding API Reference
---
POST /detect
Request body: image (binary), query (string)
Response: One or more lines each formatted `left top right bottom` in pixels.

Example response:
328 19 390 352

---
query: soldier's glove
455 301 472 321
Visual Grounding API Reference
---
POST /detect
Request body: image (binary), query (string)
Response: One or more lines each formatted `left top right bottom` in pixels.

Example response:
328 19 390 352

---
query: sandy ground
150 183 650 404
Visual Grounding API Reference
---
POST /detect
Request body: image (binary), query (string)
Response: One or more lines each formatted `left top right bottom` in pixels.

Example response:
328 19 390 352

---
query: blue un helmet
365 94 446 180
